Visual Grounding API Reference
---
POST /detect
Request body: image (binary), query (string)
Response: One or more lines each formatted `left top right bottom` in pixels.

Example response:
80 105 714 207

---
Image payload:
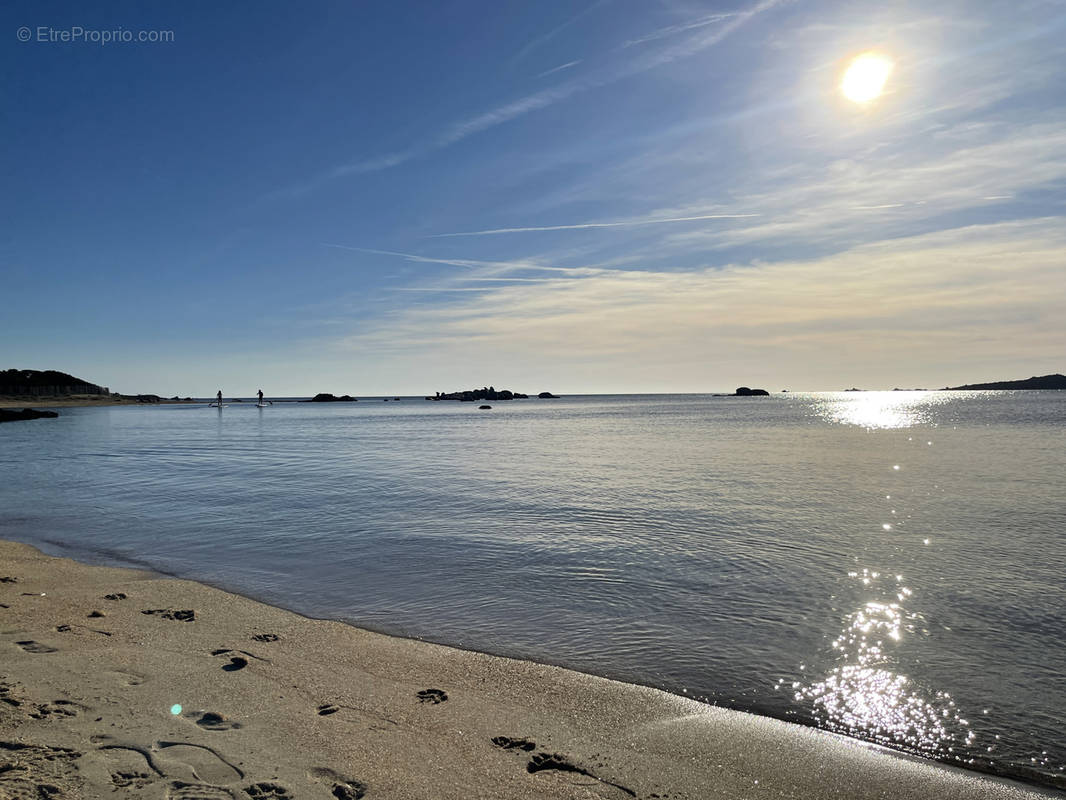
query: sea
1 391 1063 791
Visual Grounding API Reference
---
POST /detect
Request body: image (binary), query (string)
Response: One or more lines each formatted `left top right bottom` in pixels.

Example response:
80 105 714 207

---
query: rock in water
0 408 59 423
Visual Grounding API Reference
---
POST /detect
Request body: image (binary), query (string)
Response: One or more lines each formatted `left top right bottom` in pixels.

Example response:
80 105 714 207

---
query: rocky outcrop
734 387 769 396
537 391 559 399
0 408 60 423
306 393 358 402
435 387 529 401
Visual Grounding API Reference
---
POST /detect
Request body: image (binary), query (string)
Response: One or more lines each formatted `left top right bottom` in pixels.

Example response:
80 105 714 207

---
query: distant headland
2 369 110 397
0 369 193 407
942 374 1066 390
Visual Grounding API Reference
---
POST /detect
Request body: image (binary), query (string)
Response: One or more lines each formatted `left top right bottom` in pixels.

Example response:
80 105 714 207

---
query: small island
734 386 770 396
431 387 529 401
306 393 358 402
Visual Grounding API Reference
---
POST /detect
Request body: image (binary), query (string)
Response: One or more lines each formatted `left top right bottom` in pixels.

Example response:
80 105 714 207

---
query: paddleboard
209 403 228 408
256 401 272 407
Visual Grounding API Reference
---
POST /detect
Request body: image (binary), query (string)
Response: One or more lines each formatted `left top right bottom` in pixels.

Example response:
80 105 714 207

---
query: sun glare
841 53 894 104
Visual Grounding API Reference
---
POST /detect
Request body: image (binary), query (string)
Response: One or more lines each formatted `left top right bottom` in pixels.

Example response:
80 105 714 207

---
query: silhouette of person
257 389 264 404
216 390 222 405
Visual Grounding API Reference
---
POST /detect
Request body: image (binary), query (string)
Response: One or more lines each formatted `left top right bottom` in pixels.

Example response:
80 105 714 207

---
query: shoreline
2 389 1061 412
0 397 199 409
1 539 1061 799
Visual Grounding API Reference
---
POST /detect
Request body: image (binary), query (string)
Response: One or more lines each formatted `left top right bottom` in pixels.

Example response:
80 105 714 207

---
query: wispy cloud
432 212 761 238
389 287 503 292
323 243 607 277
656 119 1066 254
282 0 784 196
474 112 1066 269
335 218 1066 390
511 1 609 64
536 60 582 78
621 12 735 48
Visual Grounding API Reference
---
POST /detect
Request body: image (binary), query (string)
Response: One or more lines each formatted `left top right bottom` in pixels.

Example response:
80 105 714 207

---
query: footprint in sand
142 609 196 622
528 750 636 798
491 736 637 798
0 741 81 798
250 633 279 643
155 741 243 784
29 699 82 720
91 739 247 799
104 592 128 600
102 669 144 687
184 711 243 731
244 782 294 798
0 681 23 707
317 704 340 716
308 767 367 800
416 688 447 704
492 735 536 752
95 744 163 791
212 648 268 670
167 781 236 799
14 640 57 654
111 769 156 790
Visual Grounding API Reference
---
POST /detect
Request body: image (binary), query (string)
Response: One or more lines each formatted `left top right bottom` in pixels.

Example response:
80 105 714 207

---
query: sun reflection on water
794 570 975 757
814 391 952 429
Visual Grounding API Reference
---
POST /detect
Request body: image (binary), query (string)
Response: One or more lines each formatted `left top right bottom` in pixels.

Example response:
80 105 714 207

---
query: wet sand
0 539 1059 799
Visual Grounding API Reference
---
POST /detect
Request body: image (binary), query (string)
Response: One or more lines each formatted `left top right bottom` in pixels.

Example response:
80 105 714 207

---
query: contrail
432 213 760 237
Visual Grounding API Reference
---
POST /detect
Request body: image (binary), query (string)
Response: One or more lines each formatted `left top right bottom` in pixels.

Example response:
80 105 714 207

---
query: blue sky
3 0 1064 395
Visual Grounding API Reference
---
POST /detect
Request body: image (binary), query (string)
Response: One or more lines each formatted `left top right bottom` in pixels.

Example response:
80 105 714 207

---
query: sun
840 53 894 104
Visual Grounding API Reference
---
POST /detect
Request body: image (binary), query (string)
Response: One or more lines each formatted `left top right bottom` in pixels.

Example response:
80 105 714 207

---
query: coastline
1 539 1060 800
0 397 199 409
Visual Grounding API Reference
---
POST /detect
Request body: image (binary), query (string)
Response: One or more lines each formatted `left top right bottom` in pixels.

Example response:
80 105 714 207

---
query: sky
2 0 1064 395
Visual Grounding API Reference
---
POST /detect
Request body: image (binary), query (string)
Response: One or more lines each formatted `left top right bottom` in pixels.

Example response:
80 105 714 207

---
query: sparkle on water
798 571 976 756
814 391 950 429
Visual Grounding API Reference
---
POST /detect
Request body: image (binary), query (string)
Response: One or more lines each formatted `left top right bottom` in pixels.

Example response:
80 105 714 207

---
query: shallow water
2 392 1063 789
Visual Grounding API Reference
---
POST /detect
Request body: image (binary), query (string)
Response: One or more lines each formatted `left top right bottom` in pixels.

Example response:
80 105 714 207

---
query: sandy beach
0 539 1059 800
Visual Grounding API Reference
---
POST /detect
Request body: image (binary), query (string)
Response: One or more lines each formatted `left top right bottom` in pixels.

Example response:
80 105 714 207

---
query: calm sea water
2 392 1064 790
